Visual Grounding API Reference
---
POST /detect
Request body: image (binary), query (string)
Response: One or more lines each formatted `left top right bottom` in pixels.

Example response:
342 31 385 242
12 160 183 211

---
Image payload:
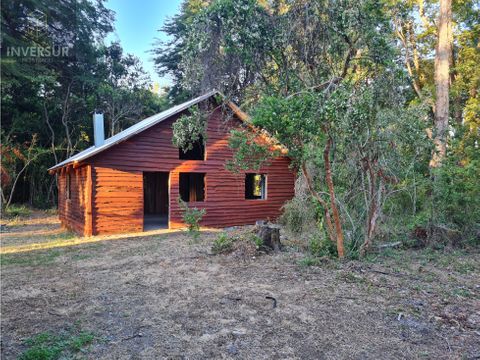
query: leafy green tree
152 0 211 103
98 42 156 136
1 0 167 207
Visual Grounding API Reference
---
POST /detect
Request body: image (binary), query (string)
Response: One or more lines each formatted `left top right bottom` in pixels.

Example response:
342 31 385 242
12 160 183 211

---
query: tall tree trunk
323 137 345 258
5 157 36 208
301 163 336 244
431 0 452 167
360 163 383 256
61 81 74 158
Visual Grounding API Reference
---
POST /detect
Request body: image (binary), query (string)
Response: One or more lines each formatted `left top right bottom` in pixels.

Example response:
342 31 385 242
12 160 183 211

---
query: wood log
257 224 282 251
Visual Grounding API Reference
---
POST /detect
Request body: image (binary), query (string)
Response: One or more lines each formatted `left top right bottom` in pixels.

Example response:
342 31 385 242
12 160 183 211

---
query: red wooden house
49 91 295 236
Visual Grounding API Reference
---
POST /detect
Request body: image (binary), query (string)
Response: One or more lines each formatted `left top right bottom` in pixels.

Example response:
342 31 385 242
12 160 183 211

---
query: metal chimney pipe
93 113 105 147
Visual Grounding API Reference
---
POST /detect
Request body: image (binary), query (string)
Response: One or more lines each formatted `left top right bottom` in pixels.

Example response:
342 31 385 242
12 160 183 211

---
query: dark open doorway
143 172 169 230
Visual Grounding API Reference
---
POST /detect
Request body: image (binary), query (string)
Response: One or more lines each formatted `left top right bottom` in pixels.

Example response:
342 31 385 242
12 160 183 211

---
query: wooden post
84 164 94 236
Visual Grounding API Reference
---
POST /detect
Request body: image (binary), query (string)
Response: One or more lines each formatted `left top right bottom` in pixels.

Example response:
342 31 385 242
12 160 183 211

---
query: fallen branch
265 296 277 308
377 241 402 249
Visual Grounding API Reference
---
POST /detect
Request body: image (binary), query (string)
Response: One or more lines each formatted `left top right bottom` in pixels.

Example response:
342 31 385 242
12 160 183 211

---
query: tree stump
257 223 282 251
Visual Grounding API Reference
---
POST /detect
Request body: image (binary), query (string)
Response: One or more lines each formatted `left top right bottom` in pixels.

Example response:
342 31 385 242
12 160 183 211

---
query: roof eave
48 90 219 172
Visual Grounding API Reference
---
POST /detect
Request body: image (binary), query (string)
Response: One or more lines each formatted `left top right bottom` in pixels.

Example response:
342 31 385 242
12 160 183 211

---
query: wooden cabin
49 91 295 236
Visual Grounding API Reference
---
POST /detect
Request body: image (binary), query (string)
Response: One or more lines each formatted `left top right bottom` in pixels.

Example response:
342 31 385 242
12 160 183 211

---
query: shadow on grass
0 227 219 268
1 224 64 238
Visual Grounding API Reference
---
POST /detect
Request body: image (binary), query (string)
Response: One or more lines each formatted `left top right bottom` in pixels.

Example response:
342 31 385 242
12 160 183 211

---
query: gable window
245 173 266 200
179 137 205 160
179 173 205 202
66 173 71 200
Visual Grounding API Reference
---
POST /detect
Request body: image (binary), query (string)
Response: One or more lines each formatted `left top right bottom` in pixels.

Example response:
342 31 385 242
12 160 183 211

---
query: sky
105 0 183 89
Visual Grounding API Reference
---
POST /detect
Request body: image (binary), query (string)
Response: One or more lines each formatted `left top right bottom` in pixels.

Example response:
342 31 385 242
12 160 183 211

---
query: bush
309 233 337 258
212 232 234 254
279 196 316 236
433 156 480 244
250 234 263 248
178 198 206 241
2 204 32 218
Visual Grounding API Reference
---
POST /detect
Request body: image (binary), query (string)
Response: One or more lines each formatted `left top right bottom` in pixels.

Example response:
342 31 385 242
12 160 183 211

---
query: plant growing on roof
172 105 208 153
225 129 275 172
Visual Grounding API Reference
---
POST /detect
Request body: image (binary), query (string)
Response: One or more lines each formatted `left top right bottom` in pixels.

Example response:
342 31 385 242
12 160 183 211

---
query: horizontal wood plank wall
92 167 143 234
58 166 87 234
89 105 295 234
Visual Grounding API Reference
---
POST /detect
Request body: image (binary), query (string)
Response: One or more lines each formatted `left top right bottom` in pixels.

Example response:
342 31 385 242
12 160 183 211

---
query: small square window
245 174 266 200
179 137 205 160
179 173 205 202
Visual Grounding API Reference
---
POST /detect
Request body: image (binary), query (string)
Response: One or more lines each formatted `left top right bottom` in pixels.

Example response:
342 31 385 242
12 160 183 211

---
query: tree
0 133 47 208
168 0 446 256
98 43 154 136
0 0 166 207
431 0 452 167
152 0 211 103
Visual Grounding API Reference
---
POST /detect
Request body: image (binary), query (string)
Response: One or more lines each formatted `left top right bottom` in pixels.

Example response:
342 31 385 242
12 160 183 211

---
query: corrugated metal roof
49 90 219 171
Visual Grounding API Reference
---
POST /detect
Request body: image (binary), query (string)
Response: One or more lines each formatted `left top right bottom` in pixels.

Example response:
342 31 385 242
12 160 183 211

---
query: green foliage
252 74 431 255
248 234 262 249
2 204 31 218
19 329 95 360
178 198 206 240
309 233 337 258
97 42 162 136
279 196 317 236
225 129 274 172
212 232 235 254
212 231 264 254
179 0 274 97
1 1 166 208
170 0 451 256
172 106 207 153
250 94 320 165
298 256 323 267
2 0 478 255
433 137 480 242
152 0 209 103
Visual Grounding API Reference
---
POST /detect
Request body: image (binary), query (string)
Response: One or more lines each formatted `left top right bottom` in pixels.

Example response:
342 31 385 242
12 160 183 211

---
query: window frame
245 173 267 201
179 172 206 203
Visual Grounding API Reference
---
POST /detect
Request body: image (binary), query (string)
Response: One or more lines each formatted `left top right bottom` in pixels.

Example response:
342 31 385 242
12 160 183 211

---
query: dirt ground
1 211 479 359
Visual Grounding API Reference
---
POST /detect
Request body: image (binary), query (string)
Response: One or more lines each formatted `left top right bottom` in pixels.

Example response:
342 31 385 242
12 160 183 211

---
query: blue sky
105 0 183 88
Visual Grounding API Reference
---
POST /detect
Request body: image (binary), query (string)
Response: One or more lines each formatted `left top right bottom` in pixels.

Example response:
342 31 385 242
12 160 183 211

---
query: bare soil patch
1 212 479 359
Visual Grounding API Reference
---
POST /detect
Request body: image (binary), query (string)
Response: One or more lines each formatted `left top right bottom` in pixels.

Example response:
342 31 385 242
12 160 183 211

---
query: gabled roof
48 90 287 172
49 90 227 171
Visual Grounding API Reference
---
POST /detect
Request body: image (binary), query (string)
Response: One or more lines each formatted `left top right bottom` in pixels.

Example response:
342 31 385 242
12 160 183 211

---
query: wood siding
60 104 295 235
92 167 143 234
58 166 89 234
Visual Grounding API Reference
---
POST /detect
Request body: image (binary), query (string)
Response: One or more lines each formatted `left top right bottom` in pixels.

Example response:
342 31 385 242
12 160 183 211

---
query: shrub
178 198 206 241
2 204 32 218
250 234 263 248
298 256 323 267
309 233 337 258
433 155 480 244
279 194 316 236
212 232 234 254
